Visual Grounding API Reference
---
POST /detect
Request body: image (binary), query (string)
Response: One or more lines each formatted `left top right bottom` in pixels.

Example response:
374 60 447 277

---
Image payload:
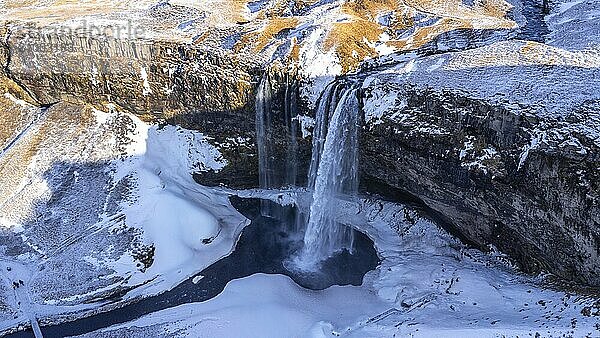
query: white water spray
255 74 360 268
297 83 359 268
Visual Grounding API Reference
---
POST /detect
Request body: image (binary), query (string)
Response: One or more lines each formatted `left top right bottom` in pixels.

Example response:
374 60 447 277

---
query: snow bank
111 122 247 296
84 273 386 338
0 106 249 332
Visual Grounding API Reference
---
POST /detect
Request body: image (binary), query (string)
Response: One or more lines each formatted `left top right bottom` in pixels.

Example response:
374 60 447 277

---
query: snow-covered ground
75 193 600 337
0 0 599 335
109 118 248 298
545 0 600 51
0 103 248 333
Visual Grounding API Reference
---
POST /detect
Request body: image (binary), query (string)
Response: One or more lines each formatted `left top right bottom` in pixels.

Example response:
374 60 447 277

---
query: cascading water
295 83 360 269
284 74 299 186
256 74 275 191
256 72 360 269
256 72 300 217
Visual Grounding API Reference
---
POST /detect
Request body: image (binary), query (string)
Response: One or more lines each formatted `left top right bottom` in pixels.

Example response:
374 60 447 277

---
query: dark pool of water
6 196 379 338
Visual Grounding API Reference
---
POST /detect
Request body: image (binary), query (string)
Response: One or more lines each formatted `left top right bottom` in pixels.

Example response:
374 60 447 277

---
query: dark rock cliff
358 55 600 285
360 89 600 285
2 23 259 128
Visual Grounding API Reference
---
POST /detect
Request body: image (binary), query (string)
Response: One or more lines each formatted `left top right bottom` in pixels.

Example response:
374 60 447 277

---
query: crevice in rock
2 26 43 107
513 0 550 42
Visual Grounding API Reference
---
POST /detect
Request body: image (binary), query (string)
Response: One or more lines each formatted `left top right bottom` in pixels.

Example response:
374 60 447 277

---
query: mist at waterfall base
256 74 366 275
232 197 379 290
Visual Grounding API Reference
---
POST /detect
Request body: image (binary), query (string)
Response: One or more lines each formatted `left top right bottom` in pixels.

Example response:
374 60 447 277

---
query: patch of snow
90 66 100 86
459 138 475 160
293 114 316 138
363 88 403 126
140 66 152 96
3 93 35 110
44 281 123 305
298 28 343 107
216 136 253 150
374 42 396 56
399 59 417 74
91 108 112 125
544 0 600 50
518 131 543 171
246 0 270 14
457 136 501 174
427 57 445 72
0 217 22 231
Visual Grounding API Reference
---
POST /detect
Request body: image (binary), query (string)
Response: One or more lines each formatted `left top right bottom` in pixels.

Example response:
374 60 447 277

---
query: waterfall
297 83 359 268
256 72 300 217
256 74 274 191
255 74 278 218
284 74 299 187
256 72 360 268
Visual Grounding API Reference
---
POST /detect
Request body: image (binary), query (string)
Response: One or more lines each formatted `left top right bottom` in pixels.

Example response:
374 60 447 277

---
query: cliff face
354 0 600 285
3 26 258 128
0 0 599 288
359 44 600 284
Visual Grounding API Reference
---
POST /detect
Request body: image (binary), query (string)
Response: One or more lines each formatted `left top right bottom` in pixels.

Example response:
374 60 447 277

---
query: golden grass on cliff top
324 0 410 72
237 17 300 52
1 0 517 72
323 0 515 71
